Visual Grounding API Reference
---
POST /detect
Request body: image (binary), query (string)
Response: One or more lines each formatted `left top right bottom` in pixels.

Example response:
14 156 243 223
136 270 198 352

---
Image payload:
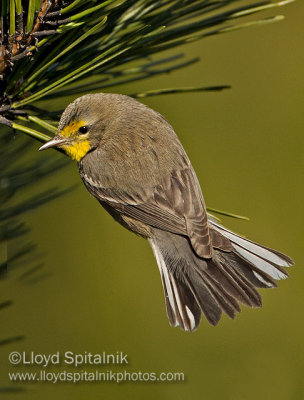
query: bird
39 93 294 332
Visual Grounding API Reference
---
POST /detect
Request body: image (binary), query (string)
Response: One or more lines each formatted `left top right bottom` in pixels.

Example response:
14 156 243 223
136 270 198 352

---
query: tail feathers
209 220 293 283
149 239 225 330
149 225 293 332
150 239 205 331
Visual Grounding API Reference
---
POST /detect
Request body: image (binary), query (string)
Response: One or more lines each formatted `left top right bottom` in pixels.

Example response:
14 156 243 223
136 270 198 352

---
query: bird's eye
79 126 88 134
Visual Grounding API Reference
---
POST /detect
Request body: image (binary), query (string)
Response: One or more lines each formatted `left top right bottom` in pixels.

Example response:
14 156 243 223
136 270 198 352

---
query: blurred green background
1 1 303 399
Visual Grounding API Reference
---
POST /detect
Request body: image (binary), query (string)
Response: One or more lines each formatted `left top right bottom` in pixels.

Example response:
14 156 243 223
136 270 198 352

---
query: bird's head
38 93 117 161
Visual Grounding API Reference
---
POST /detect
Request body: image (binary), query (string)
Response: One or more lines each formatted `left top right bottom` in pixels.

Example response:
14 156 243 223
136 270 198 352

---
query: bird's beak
38 135 68 151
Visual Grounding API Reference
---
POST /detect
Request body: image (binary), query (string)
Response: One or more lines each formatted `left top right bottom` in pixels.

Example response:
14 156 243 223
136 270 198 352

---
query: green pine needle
0 0 295 145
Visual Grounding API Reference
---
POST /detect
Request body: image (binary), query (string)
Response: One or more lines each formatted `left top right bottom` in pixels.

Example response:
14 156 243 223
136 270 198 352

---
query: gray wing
81 163 215 258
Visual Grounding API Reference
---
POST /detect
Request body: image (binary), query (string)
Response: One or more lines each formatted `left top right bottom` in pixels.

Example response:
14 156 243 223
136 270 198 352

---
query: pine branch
0 0 295 141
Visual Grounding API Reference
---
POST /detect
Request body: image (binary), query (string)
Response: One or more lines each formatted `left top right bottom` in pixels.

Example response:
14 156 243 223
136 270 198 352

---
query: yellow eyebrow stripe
60 120 86 137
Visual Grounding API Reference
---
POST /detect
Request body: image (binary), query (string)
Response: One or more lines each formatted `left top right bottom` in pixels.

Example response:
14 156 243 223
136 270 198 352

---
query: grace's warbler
39 93 293 332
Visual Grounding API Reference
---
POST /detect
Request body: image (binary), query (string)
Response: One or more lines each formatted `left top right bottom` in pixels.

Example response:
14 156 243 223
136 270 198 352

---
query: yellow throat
60 120 90 162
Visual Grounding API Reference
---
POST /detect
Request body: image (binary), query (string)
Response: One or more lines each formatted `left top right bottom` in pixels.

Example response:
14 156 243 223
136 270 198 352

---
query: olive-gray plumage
44 93 294 331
